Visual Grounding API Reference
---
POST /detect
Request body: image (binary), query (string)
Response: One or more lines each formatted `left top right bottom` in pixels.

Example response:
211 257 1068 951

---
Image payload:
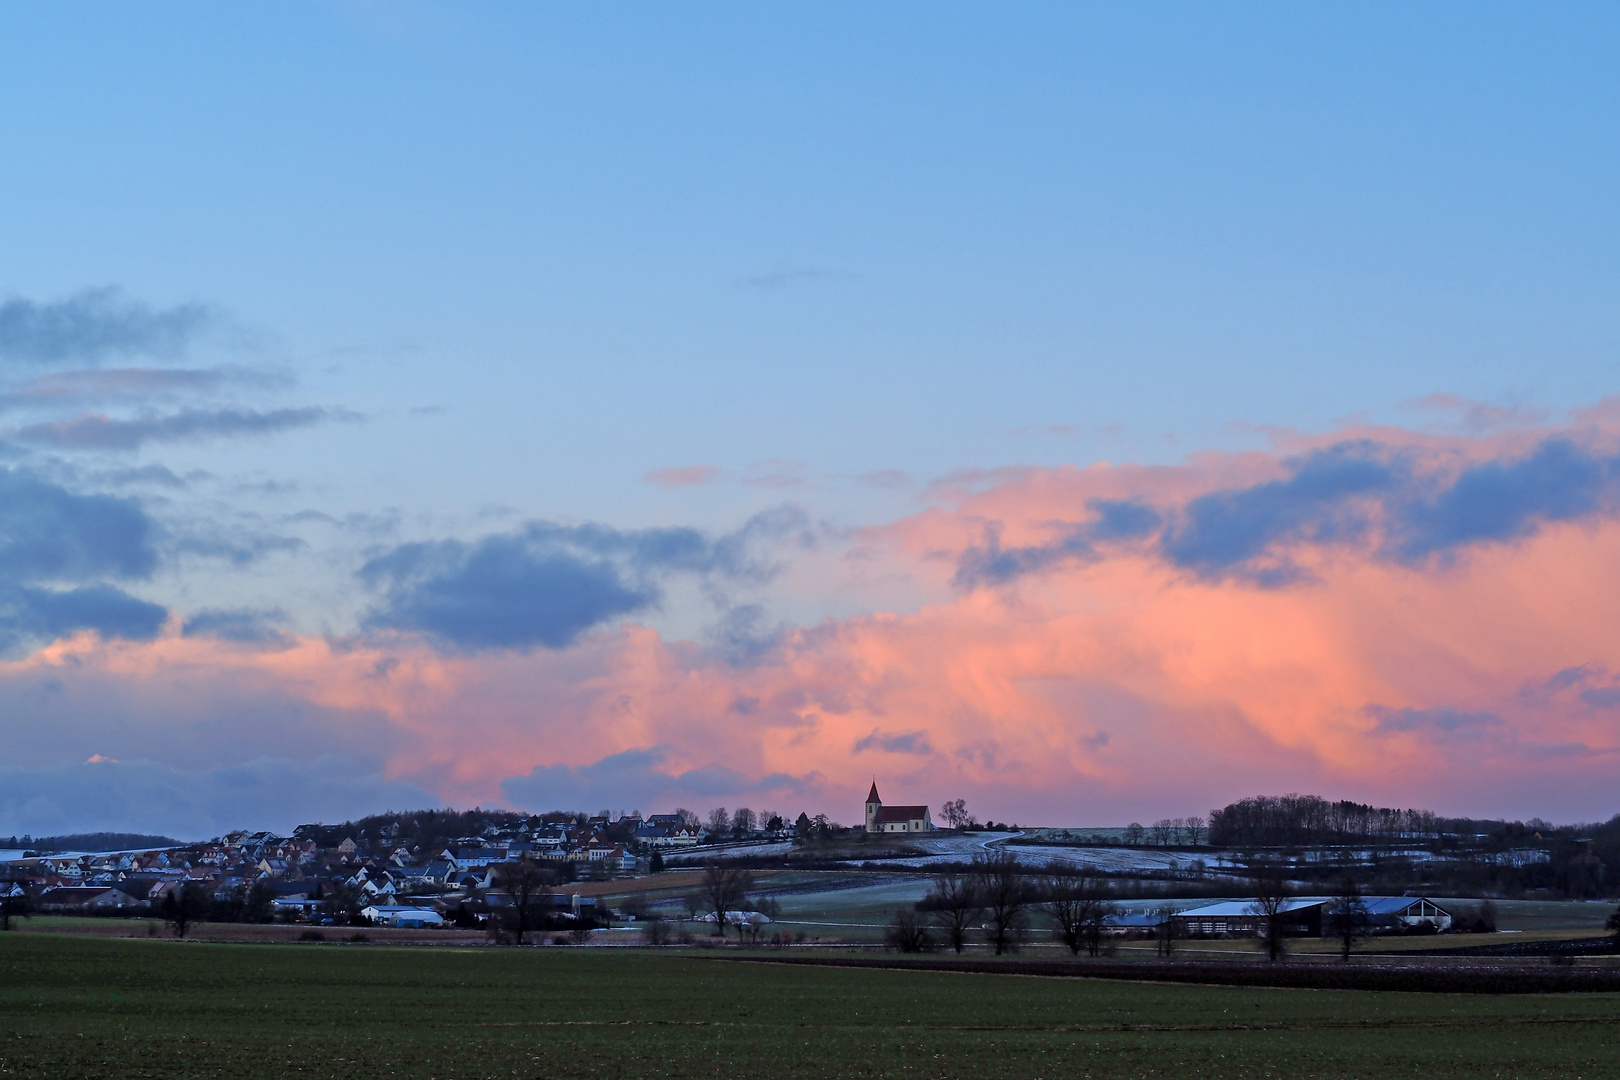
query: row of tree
906 853 1119 956
1209 794 1444 847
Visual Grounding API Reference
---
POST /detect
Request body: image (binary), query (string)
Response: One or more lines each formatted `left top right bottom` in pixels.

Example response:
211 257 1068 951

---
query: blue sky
6 4 1617 527
3 4 1620 835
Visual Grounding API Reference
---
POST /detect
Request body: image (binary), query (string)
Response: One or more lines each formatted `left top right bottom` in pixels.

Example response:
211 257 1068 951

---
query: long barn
1172 895 1453 938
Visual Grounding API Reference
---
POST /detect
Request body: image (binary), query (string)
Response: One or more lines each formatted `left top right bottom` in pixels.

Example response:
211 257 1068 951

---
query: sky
2 3 1619 839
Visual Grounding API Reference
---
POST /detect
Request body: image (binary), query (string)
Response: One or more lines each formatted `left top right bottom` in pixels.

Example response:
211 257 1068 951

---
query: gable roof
875 805 928 823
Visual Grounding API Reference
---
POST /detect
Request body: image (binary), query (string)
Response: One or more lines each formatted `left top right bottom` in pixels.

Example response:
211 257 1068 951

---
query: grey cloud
704 603 785 666
181 608 292 647
1162 444 1396 585
958 436 1620 590
0 756 438 839
0 288 214 366
499 746 817 813
97 464 188 489
0 468 157 581
361 506 812 652
1517 664 1620 710
0 585 166 649
1367 705 1504 740
0 467 166 649
955 499 1160 587
853 730 934 756
12 406 345 451
1387 439 1619 560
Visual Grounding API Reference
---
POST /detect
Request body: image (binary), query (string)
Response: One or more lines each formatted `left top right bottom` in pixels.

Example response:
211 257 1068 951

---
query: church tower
865 781 882 833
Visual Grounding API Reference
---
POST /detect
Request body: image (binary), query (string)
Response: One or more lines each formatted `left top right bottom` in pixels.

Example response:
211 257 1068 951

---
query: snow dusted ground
654 830 1548 876
889 834 1249 875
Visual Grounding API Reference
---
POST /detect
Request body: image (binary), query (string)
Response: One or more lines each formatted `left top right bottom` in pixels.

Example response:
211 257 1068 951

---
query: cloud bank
6 411 1620 834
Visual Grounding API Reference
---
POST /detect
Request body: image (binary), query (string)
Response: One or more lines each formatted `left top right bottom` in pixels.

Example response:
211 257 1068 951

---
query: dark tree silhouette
1246 861 1292 962
0 877 30 931
323 881 366 926
973 851 1029 955
493 855 554 945
1043 869 1114 957
163 883 210 939
1325 874 1371 961
926 871 983 954
700 861 752 938
885 908 932 952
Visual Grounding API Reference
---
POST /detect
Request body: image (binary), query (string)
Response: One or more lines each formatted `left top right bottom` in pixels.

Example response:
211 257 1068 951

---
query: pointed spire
866 780 881 805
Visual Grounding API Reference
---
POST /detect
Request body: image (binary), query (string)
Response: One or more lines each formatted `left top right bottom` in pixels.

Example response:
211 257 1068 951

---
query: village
0 809 801 930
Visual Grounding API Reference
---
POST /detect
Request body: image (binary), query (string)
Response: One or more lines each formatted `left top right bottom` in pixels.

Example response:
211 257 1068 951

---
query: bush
885 909 934 953
1453 902 1498 934
347 933 368 943
299 930 326 942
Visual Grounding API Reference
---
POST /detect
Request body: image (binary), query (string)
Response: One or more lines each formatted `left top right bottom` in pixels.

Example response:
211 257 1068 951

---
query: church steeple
865 780 882 833
866 780 882 805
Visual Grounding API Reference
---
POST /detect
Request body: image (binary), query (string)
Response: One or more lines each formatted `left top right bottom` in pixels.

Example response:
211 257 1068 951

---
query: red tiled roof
875 806 928 823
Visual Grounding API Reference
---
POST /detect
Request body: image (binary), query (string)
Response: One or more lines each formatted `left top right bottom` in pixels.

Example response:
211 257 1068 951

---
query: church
864 782 934 834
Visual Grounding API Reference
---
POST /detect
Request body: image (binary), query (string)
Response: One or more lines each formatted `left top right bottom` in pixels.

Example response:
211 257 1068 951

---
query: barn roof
1175 898 1328 917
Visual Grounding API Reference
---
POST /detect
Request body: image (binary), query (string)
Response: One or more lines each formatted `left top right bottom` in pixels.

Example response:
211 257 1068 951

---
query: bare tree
493 855 554 945
323 880 366 926
1183 816 1207 846
885 908 932 952
674 808 701 829
731 808 756 836
0 876 31 932
973 851 1029 955
1043 868 1114 956
940 799 969 830
1152 819 1175 846
700 860 752 937
163 883 210 939
1246 861 1292 962
1123 822 1144 845
1325 875 1370 961
707 807 730 834
1081 892 1114 957
1154 904 1180 956
244 880 276 924
926 871 983 954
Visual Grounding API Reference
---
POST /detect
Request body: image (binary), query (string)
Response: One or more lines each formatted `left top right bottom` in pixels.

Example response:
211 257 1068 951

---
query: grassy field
5 934 1620 1078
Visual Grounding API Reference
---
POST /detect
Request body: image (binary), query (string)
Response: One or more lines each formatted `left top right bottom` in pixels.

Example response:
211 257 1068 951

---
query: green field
4 934 1620 1079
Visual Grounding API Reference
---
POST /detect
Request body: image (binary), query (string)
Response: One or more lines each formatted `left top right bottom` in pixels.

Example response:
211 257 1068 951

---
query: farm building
1173 898 1327 938
360 905 445 928
1172 895 1453 938
1364 895 1453 931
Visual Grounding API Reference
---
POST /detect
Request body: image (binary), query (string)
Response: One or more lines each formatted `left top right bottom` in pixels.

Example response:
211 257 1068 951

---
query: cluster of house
0 811 740 925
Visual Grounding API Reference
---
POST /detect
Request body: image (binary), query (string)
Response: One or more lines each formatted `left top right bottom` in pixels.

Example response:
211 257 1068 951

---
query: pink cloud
11 411 1620 827
641 464 720 487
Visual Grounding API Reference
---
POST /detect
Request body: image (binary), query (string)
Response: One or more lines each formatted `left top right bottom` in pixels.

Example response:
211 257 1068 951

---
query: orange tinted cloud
8 419 1620 824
